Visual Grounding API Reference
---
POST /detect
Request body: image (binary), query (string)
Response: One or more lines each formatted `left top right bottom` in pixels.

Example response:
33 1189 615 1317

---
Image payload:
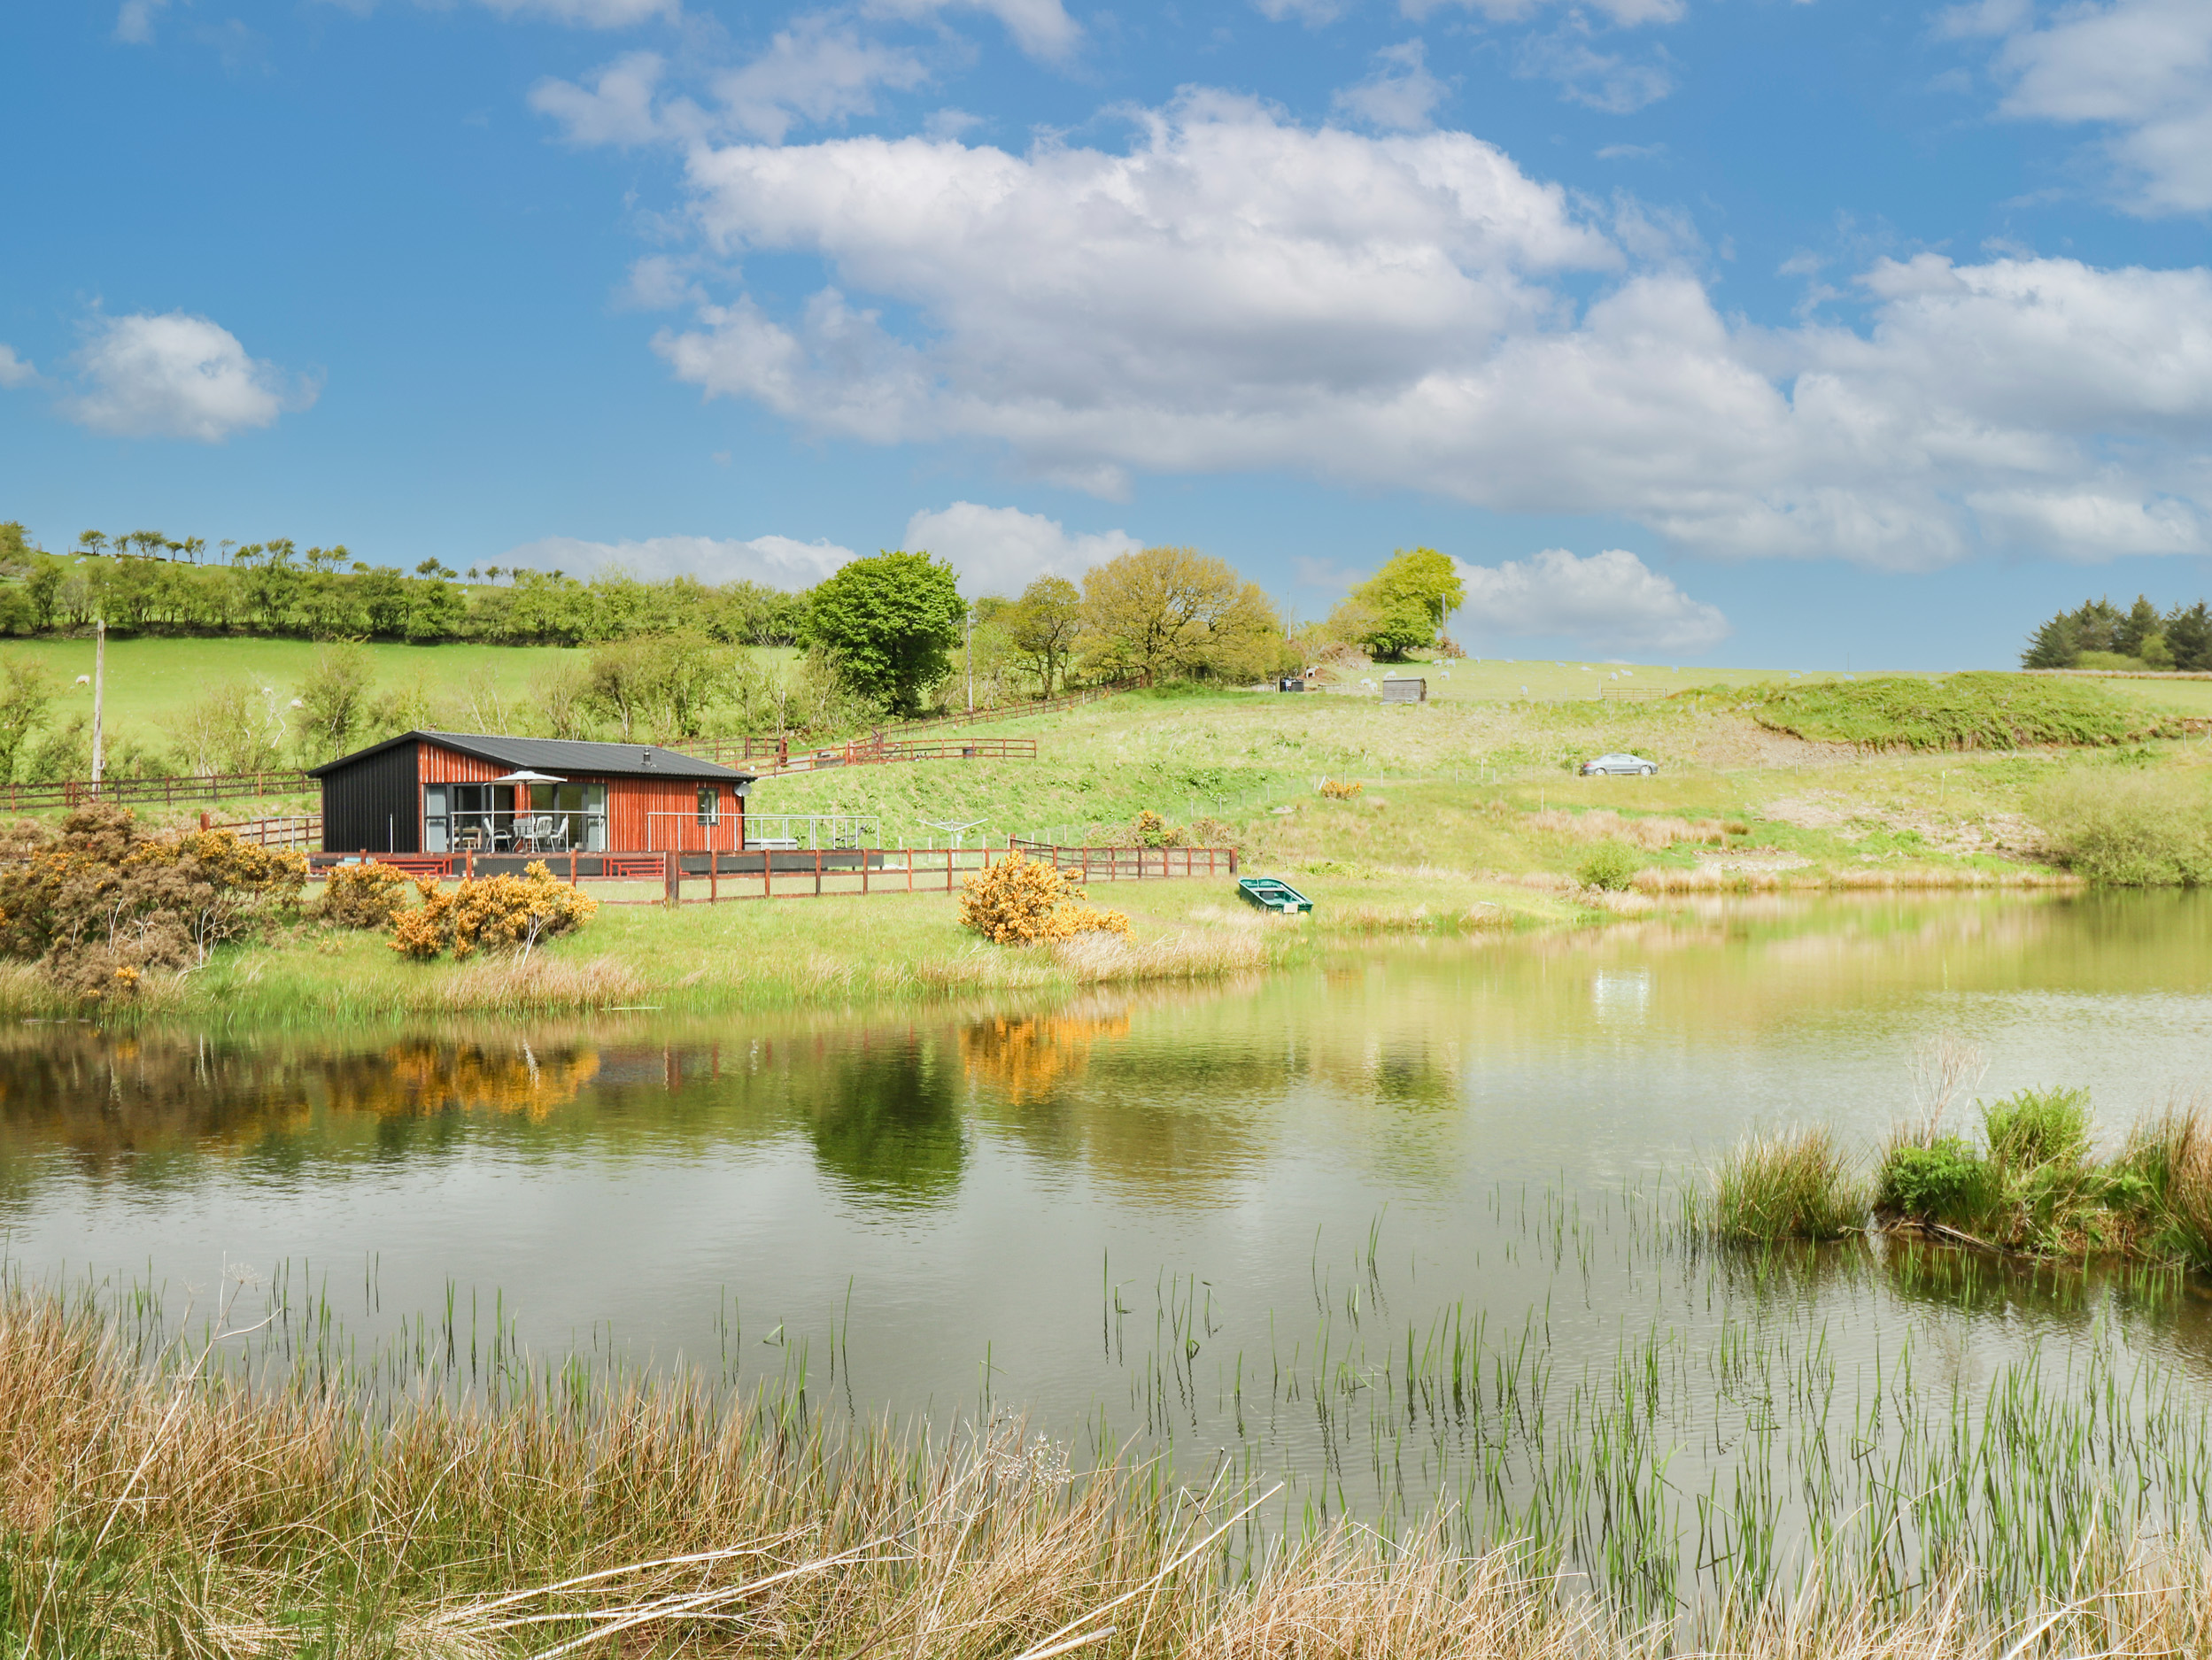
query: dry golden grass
10 1286 2212 1658
1525 807 1736 850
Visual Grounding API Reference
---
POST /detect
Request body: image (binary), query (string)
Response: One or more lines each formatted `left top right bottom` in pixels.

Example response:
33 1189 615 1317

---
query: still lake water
6 890 2212 1600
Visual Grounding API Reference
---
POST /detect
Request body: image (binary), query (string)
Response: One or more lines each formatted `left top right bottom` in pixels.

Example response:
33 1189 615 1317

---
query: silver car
1581 753 1658 776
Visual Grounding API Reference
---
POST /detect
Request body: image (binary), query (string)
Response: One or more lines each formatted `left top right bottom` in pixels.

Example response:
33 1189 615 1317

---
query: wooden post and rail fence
283 836 1234 906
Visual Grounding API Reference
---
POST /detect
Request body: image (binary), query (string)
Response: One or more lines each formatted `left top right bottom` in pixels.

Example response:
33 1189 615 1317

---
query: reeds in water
1706 1125 1867 1241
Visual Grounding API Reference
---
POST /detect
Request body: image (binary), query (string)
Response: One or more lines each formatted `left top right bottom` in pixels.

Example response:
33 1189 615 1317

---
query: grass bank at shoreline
14 670 2212 1023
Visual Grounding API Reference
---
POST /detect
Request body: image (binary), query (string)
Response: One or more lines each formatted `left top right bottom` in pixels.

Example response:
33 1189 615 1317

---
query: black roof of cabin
308 730 755 783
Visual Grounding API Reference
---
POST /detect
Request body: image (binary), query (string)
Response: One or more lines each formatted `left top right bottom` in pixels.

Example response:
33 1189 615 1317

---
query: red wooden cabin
309 731 756 858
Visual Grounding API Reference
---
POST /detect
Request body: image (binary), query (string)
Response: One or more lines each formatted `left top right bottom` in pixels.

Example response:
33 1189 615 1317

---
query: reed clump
1707 1125 1867 1241
1873 1086 2181 1258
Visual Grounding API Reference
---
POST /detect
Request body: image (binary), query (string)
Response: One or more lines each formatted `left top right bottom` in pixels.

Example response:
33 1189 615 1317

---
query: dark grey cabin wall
321 742 422 853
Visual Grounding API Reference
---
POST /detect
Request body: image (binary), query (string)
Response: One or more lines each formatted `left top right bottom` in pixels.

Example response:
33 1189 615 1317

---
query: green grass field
0 637 805 766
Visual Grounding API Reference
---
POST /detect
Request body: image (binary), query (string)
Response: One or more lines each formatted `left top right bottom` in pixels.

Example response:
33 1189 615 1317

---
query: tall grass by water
1705 1125 1866 1240
19 1162 2212 1655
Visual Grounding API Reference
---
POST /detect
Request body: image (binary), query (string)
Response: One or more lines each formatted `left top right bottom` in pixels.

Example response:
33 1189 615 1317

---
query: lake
5 888 2212 1608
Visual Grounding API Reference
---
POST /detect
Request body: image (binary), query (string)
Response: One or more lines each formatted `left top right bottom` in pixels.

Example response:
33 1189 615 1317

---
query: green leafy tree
1005 575 1085 698
802 551 964 716
1079 546 1250 687
0 656 54 783
1342 547 1462 660
292 643 374 765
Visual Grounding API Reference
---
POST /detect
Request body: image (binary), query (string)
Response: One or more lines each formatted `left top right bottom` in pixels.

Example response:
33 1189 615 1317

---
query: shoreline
0 862 2102 1030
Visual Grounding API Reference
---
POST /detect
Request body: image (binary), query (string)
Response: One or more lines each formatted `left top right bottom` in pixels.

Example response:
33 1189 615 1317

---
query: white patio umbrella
491 769 566 784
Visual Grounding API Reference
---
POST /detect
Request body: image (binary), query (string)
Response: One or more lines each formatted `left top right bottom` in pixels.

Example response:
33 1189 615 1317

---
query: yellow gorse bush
957 851 1132 945
390 861 599 962
319 862 411 929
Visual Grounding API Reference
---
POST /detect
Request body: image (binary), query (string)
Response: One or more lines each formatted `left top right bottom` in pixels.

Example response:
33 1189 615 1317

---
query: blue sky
3 0 2210 668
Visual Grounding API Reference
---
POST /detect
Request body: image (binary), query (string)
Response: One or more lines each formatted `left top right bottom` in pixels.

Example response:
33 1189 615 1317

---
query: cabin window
697 787 721 826
526 782 607 852
423 784 448 853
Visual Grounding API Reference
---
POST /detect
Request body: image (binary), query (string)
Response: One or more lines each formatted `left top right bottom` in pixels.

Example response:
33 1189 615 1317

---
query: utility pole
89 619 105 791
965 604 975 714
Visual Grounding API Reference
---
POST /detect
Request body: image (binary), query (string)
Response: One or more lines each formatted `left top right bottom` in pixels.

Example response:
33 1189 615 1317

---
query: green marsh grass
21 1181 2212 1656
1705 1125 1866 1241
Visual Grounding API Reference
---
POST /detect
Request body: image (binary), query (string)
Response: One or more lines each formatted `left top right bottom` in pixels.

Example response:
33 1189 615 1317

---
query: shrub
2030 768 2212 885
1981 1086 2092 1170
2117 1107 2212 1273
1577 840 1642 891
957 852 1132 946
1319 778 1363 800
1876 1137 1990 1223
0 804 305 999
389 862 598 963
1709 1126 1866 1241
1133 809 1177 847
318 862 410 930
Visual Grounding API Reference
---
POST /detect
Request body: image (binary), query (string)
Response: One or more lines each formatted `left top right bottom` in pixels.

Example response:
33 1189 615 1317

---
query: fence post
664 849 680 907
1229 847 1239 875
815 848 823 897
570 846 579 889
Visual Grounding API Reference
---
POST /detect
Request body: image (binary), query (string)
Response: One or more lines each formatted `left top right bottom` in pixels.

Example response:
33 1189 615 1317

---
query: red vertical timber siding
418 745 510 784
418 743 741 852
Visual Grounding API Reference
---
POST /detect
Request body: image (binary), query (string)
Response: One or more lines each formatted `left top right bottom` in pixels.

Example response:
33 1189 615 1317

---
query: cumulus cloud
1964 0 2212 215
0 345 37 390
902 502 1140 593
633 95 2212 569
63 313 313 442
1455 548 1729 652
1333 41 1450 132
502 532 857 583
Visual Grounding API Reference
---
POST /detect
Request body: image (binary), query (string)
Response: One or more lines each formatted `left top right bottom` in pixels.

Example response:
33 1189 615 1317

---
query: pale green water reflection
4 889 2212 1608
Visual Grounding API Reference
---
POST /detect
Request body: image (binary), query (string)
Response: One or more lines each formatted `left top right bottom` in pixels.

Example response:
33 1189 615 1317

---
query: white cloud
1454 548 1729 652
530 51 669 147
713 17 930 143
1255 0 1347 25
1969 0 2212 215
63 313 313 442
1516 23 1673 112
115 0 169 43
1402 0 1685 29
862 0 1080 61
0 345 36 390
641 96 2212 570
503 533 856 584
533 21 932 151
1333 41 1450 132
901 502 1140 594
470 0 678 24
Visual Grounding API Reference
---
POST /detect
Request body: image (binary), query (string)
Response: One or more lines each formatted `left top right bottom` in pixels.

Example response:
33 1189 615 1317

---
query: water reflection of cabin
309 731 756 857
